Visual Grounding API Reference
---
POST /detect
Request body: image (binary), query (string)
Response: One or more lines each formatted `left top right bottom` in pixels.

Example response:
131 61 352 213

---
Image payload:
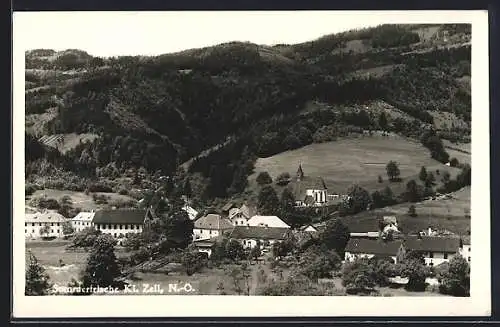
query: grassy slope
27 189 137 212
250 134 460 195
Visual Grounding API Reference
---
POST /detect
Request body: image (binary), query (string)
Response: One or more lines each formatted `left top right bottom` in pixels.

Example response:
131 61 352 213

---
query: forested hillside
25 24 471 204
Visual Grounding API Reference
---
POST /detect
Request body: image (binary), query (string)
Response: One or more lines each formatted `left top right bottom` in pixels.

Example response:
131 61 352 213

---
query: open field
442 140 471 166
26 189 137 212
342 186 470 235
251 135 460 195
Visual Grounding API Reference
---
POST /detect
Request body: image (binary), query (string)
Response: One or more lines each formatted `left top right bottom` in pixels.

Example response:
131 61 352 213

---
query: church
290 163 329 207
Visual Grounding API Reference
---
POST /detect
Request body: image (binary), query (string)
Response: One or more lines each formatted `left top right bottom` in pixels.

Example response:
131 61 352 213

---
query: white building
25 210 68 239
459 236 471 263
92 208 155 245
193 213 234 240
228 203 256 226
71 211 95 232
404 235 462 267
291 164 329 207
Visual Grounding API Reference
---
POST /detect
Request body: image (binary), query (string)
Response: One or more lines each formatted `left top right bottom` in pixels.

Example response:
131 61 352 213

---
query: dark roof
194 214 234 230
92 209 151 225
404 236 461 253
340 216 381 233
229 226 290 241
345 238 403 256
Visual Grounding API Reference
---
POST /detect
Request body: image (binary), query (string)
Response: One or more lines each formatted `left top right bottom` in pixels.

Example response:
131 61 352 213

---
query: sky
14 11 477 57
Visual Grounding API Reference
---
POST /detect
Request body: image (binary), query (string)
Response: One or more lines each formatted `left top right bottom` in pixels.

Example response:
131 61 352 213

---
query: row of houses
344 234 471 267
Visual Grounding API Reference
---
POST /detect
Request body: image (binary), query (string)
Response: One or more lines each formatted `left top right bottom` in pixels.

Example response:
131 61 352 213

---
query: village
25 162 471 296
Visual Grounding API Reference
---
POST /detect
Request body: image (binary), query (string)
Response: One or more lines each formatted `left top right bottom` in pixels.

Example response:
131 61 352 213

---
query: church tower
296 162 304 181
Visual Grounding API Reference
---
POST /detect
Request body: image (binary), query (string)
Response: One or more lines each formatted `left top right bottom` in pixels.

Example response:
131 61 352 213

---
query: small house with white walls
344 238 405 263
71 211 95 232
25 210 68 239
229 225 291 249
246 215 290 229
228 203 256 226
92 208 155 245
193 213 234 240
404 235 461 267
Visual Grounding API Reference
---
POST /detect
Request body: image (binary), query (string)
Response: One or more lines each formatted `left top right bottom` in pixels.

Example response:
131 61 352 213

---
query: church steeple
296 162 304 181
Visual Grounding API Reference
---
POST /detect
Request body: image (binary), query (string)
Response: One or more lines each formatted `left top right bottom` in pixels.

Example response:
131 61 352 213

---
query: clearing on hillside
251 135 457 194
38 133 99 154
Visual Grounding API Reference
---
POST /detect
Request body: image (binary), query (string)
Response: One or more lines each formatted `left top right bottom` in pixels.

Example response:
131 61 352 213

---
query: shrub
256 171 273 185
275 172 291 186
69 227 102 249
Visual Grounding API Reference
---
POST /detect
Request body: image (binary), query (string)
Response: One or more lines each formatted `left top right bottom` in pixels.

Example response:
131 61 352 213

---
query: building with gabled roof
71 210 95 232
344 238 405 263
229 225 291 249
25 210 68 239
92 208 155 245
404 235 461 267
193 213 233 240
290 163 329 207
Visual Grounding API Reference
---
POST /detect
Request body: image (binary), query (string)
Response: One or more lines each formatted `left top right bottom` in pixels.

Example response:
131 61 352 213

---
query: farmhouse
404 235 461 267
344 238 405 263
71 210 95 232
246 215 290 228
228 203 256 226
92 208 155 244
229 225 291 249
291 164 330 207
193 213 234 240
25 210 67 239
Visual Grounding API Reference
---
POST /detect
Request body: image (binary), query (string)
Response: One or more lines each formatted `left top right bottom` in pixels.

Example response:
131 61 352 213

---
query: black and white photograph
13 10 490 317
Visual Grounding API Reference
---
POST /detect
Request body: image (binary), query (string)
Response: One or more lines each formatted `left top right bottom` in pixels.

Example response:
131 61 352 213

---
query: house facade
71 211 95 232
228 204 255 226
404 235 461 267
25 211 67 239
193 213 234 240
344 238 405 263
92 208 155 245
229 226 291 249
459 236 471 263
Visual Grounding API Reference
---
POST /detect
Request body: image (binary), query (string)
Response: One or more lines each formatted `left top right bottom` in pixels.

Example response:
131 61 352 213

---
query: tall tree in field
419 166 428 182
342 184 371 214
81 234 122 289
378 112 388 131
439 256 470 296
25 251 52 295
258 185 280 215
279 188 295 216
386 161 401 182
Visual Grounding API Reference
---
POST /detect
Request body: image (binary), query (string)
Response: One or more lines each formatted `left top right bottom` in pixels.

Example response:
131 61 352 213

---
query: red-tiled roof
345 238 403 256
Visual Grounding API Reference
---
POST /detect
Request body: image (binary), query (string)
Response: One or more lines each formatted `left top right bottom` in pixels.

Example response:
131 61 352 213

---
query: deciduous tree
25 251 52 295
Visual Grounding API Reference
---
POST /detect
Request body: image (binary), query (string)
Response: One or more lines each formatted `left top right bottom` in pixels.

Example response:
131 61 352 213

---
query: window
32 229 34 233
429 252 434 258
468 257 471 262
56 223 60 226
444 253 448 259
114 233 117 237
57 230 60 233
51 223 54 226
51 229 54 233
32 223 35 227
25 229 27 233
468 247 471 252
119 225 123 230
25 223 27 227
210 230 212 235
